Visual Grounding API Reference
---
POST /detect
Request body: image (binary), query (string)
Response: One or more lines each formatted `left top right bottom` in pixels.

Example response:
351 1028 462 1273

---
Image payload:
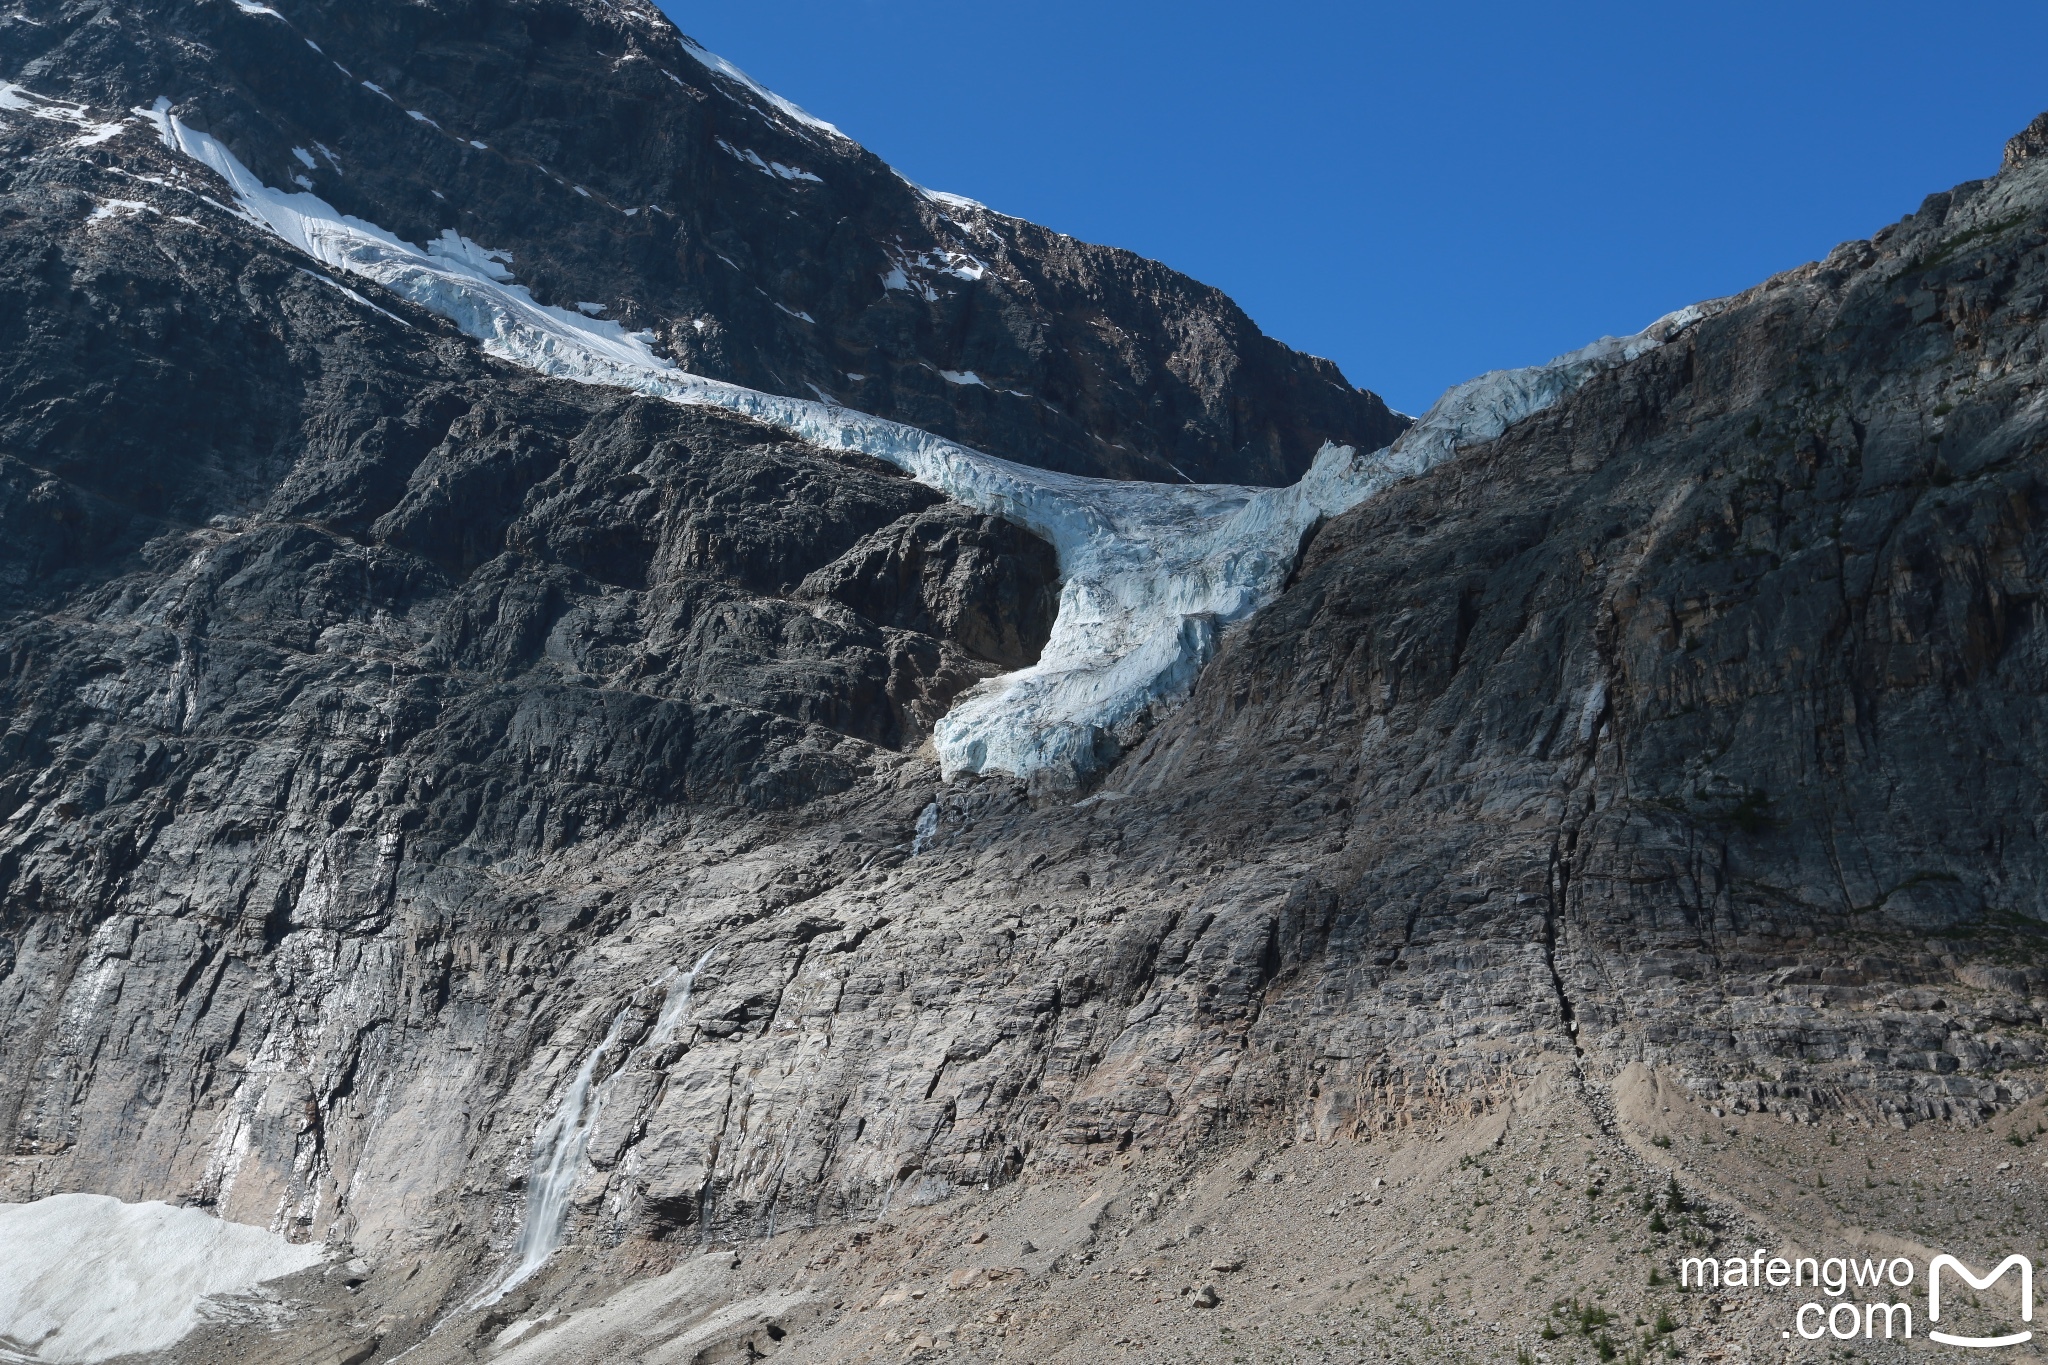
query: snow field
0 1194 325 1363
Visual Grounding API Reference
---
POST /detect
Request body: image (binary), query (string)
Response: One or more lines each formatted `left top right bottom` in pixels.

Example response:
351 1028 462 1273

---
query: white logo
1929 1254 2034 1349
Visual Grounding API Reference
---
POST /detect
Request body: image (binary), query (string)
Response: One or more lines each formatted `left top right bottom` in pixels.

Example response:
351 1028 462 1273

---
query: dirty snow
0 1193 325 1364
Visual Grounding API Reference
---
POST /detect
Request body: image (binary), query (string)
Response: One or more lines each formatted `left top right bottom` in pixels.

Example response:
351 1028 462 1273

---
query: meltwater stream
481 950 717 1304
500 1013 629 1296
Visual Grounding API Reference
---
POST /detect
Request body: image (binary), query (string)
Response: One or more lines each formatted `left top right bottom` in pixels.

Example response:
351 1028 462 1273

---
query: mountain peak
0 0 1401 484
2005 108 2048 171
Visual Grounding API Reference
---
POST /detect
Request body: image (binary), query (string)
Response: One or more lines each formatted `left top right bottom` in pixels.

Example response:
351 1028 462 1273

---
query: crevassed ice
0 1193 325 1363
137 97 1713 784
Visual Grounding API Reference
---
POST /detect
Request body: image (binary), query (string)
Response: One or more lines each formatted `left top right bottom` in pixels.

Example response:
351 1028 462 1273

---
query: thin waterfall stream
477 949 717 1304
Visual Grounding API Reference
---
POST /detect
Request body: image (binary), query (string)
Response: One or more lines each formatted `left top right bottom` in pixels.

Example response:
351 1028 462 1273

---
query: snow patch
70 119 130 147
714 138 822 183
924 188 988 212
879 247 986 298
290 146 316 169
136 86 1715 783
231 0 282 15
88 197 156 221
296 267 412 327
574 301 606 317
1 81 99 128
406 109 439 128
0 1193 325 1364
360 81 392 101
938 369 984 387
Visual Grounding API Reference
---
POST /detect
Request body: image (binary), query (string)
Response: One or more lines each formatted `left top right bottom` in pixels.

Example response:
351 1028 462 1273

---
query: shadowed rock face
7 3 2048 1360
0 0 1405 487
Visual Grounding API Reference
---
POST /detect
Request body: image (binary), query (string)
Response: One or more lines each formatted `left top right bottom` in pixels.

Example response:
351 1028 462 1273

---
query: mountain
5 3 2048 1362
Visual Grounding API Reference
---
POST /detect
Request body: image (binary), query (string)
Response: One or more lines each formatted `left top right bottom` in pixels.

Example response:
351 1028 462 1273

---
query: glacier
136 96 1715 785
0 1193 325 1363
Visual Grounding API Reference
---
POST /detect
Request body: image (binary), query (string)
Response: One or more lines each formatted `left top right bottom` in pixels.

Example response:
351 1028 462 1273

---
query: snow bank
0 1193 325 1363
135 94 1712 785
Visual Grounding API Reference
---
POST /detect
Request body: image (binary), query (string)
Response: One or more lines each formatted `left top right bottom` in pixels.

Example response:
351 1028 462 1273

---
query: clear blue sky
661 2 2048 415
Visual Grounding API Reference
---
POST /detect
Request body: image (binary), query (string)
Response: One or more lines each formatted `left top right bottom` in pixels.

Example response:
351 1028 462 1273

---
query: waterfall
478 949 717 1304
910 802 939 855
481 1011 629 1302
649 948 715 1048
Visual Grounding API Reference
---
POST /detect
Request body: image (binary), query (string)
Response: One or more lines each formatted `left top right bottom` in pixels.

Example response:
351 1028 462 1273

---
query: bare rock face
6 2 2048 1359
795 504 1060 674
2006 109 2048 171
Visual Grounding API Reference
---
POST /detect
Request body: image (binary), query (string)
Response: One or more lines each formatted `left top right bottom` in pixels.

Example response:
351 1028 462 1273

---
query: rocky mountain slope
5 2 2048 1360
0 0 1405 488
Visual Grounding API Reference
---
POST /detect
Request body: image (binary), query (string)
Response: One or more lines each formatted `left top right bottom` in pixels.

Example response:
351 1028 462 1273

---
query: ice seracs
131 89 1716 786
